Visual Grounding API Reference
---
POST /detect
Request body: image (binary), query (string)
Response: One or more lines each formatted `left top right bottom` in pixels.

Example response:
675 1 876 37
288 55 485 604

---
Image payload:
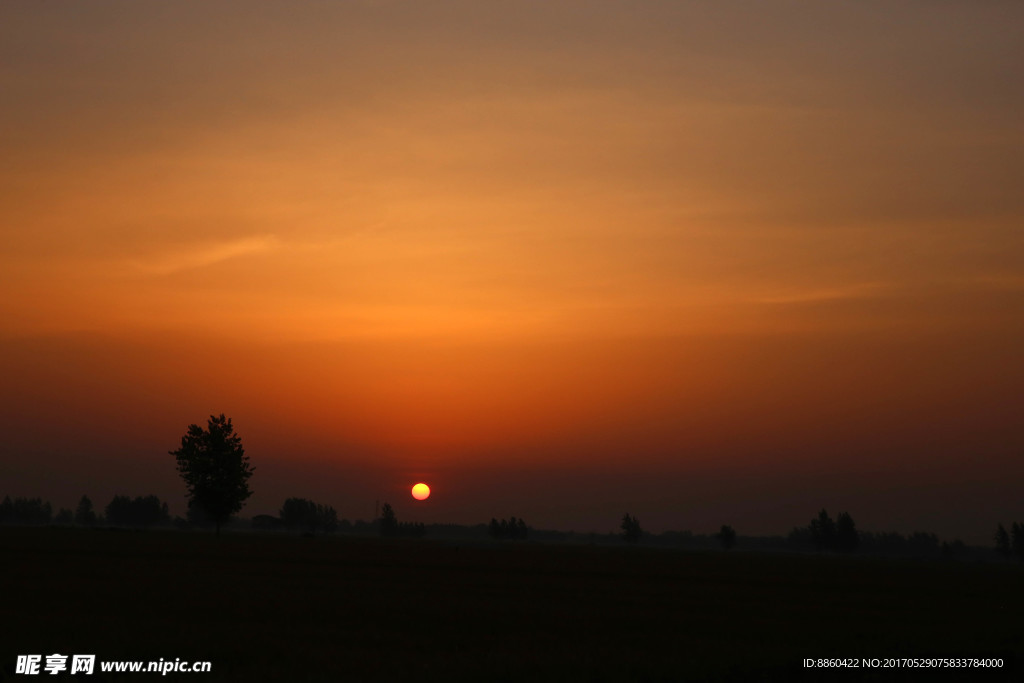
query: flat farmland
1 527 1020 681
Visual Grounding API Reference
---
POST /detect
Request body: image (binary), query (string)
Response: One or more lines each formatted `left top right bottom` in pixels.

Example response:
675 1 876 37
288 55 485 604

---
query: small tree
621 513 642 544
377 503 424 538
716 524 737 550
74 495 97 526
809 509 837 551
835 512 859 552
994 523 1011 560
170 414 254 536
379 502 398 537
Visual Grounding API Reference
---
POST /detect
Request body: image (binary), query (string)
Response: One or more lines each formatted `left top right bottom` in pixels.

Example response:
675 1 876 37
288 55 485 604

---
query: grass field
2 527 1021 681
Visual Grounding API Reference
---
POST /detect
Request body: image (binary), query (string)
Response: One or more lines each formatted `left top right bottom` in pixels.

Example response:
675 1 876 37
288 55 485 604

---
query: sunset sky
2 1 1021 542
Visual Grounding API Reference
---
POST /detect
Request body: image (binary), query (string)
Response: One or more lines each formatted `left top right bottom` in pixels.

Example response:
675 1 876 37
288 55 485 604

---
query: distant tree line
0 494 174 528
489 516 529 540
2 487 1016 563
0 496 53 525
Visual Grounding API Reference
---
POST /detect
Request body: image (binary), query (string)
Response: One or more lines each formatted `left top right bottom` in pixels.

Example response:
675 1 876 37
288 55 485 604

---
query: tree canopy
170 414 254 536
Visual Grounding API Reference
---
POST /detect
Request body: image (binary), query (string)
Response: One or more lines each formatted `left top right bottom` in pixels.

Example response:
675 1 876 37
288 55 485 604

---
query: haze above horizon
1 1 1021 544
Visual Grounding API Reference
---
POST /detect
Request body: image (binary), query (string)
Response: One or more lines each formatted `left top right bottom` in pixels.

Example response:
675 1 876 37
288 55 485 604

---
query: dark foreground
2 527 1021 682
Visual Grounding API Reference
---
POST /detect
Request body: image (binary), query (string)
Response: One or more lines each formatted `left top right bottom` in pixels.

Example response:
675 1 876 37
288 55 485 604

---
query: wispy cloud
752 282 888 306
968 274 1024 291
127 235 281 275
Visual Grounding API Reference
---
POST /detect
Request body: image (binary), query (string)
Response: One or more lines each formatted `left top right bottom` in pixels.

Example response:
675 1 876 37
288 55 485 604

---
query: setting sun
411 483 431 501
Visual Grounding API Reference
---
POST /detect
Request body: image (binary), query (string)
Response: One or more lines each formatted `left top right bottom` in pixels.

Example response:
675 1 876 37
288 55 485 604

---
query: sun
411 482 431 501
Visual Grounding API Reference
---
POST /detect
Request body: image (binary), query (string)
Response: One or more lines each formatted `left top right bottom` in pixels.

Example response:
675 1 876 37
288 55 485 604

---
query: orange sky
1 1 1022 541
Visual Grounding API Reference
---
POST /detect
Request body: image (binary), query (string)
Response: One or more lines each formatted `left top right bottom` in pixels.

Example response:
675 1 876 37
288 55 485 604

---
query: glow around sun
411 482 431 501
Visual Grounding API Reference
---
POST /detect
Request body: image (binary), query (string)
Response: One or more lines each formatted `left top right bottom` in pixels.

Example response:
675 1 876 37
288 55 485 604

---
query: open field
2 527 1021 681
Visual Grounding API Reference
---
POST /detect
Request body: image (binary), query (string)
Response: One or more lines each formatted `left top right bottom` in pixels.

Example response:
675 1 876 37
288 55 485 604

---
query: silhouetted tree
809 509 837 551
170 414 254 537
281 498 317 531
621 513 642 544
995 523 1011 559
379 502 398 537
835 512 859 552
377 502 424 538
716 524 737 550
1013 522 1024 561
74 495 97 526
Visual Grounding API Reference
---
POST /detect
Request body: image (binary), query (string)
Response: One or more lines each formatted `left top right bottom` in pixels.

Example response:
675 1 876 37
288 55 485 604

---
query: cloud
752 282 888 306
969 274 1024 292
127 235 280 275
